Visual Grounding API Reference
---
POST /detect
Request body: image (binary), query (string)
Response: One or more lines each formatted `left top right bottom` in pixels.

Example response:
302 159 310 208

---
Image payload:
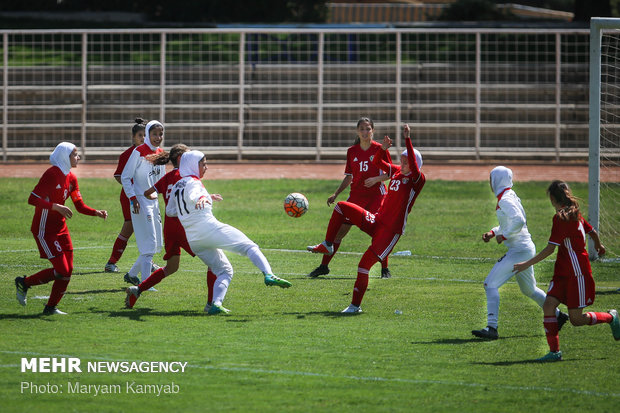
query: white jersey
491 189 534 251
121 145 165 199
166 176 216 242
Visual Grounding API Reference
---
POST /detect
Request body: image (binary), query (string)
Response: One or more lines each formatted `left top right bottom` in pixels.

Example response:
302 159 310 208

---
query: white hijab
490 166 513 196
49 142 76 175
179 150 205 178
144 120 164 150
401 148 423 169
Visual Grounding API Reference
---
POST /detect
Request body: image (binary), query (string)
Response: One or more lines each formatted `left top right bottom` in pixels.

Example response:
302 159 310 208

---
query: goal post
589 17 620 260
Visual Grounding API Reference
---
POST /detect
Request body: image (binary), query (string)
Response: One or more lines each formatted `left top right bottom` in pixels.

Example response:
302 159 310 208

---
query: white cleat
341 304 362 314
42 306 67 315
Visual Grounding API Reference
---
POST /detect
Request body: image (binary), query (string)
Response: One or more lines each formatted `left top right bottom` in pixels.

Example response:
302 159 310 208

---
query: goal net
589 18 620 260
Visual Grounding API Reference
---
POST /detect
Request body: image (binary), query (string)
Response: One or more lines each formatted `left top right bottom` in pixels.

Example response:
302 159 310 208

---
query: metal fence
0 27 591 162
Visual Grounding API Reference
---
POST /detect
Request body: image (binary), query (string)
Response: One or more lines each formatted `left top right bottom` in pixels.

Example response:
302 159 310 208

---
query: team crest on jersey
402 178 409 184
370 155 374 161
147 214 152 222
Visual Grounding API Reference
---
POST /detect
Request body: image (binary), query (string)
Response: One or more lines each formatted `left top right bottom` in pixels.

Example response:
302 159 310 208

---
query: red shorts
338 202 401 261
32 230 72 259
120 191 131 221
163 217 194 260
547 272 596 309
347 192 385 215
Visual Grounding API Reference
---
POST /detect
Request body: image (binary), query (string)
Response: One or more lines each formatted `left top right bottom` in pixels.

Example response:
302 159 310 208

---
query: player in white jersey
120 120 166 285
472 166 568 340
166 150 292 314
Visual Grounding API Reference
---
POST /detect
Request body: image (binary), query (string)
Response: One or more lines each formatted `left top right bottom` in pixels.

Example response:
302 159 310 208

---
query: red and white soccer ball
284 192 308 218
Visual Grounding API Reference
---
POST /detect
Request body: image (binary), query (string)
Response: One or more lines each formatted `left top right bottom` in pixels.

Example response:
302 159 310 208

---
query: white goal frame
588 17 620 259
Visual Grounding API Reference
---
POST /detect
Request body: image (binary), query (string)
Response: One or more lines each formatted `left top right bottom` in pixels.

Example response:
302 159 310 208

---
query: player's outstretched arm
588 229 606 256
328 175 352 206
513 243 556 273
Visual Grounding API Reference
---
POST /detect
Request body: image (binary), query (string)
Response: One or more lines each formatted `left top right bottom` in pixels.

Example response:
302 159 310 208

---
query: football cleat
151 263 161 273
341 304 362 314
42 306 67 315
207 304 230 315
104 262 119 273
264 274 292 288
536 351 563 362
381 267 392 279
306 242 334 255
125 286 141 309
15 276 29 307
472 326 499 340
203 302 213 313
557 312 569 332
123 273 140 286
609 309 620 341
307 264 330 278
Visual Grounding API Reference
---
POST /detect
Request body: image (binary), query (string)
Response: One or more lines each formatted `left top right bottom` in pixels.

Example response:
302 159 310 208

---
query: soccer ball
284 193 308 218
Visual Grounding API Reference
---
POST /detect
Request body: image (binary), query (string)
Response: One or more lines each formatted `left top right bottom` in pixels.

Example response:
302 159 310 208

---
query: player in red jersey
14 142 108 315
124 144 218 309
308 124 425 313
514 180 620 362
308 117 392 279
104 118 146 273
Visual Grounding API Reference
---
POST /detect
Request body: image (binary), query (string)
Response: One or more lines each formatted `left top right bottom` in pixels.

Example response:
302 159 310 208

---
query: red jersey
114 145 136 200
345 141 390 198
154 168 181 207
371 138 425 234
549 214 593 278
29 166 80 236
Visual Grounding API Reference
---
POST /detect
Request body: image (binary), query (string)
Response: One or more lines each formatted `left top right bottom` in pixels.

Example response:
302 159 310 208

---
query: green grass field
0 177 618 412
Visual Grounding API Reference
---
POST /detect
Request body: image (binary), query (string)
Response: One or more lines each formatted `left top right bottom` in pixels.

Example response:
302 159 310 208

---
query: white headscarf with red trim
144 120 164 150
490 166 513 196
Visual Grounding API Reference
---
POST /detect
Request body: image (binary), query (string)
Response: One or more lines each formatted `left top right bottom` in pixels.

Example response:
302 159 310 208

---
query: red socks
138 268 166 292
24 268 56 287
108 234 128 264
351 250 379 307
543 316 560 352
587 312 613 325
207 270 217 304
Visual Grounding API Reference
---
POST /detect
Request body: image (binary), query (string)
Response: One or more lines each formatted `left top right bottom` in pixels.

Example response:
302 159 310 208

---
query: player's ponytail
132 117 146 136
168 143 189 168
146 143 189 167
547 180 581 221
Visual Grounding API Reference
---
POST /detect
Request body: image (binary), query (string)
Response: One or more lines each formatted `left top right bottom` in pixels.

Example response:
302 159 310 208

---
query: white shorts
194 248 233 277
188 219 258 257
485 245 536 290
130 195 163 255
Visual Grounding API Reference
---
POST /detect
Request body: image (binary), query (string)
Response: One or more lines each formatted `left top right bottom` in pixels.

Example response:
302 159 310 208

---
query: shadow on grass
87 307 255 322
596 289 620 296
473 359 545 366
73 271 113 275
411 334 539 345
88 307 206 321
65 289 123 295
282 311 363 318
0 313 55 321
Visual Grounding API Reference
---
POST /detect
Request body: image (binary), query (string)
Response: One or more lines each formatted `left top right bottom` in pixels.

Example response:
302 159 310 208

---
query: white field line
0 350 618 399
